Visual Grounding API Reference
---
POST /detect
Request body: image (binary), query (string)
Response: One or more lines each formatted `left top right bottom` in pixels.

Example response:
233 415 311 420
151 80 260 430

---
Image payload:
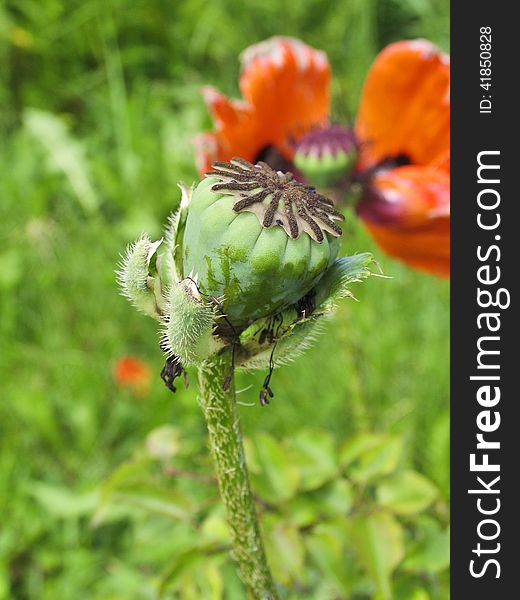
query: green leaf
351 512 405 599
93 460 149 524
200 506 231 545
290 429 338 490
28 482 98 518
201 561 224 600
159 547 202 596
248 433 300 503
305 521 354 595
403 526 450 574
284 494 319 527
390 579 432 600
94 459 195 525
264 517 305 585
111 483 195 521
177 559 224 600
402 589 430 600
348 435 403 484
284 479 354 528
313 479 354 517
339 433 388 469
159 546 225 598
376 470 439 515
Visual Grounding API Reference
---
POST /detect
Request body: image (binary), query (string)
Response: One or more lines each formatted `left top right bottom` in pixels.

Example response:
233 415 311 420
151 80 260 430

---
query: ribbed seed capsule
181 159 344 326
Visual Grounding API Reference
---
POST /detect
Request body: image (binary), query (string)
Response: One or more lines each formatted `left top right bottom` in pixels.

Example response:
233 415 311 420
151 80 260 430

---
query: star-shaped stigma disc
206 158 344 243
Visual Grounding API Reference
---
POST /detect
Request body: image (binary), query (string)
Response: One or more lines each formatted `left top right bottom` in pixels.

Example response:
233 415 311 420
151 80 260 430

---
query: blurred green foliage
0 0 449 598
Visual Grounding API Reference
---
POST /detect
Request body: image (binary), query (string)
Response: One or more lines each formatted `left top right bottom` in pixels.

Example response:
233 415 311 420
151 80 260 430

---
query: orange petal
197 85 264 168
357 165 450 278
355 40 450 173
193 132 220 175
194 37 330 174
240 37 330 154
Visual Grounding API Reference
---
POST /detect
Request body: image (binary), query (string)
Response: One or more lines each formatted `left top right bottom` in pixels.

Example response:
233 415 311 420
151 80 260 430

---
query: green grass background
0 1 449 598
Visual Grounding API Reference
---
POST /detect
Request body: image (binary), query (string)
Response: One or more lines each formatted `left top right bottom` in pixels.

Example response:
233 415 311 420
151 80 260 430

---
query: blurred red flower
194 36 330 174
113 356 151 396
195 37 450 278
355 40 450 278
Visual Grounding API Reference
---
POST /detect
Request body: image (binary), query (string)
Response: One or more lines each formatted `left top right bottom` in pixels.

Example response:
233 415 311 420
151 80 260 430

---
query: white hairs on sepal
160 278 220 366
116 234 164 319
239 316 326 371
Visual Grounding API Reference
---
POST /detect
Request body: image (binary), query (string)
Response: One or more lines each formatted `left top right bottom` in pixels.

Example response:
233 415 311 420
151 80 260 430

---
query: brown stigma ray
205 158 344 243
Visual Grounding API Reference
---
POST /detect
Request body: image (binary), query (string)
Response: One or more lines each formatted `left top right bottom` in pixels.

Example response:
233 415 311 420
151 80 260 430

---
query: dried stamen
160 355 187 393
259 342 277 406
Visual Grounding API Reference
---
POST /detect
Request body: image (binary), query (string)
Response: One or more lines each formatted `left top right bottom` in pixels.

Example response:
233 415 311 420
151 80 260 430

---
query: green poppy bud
118 158 378 389
294 127 357 189
179 159 345 327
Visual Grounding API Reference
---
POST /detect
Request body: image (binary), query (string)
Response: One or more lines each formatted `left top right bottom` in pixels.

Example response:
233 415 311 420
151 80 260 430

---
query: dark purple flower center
254 145 296 174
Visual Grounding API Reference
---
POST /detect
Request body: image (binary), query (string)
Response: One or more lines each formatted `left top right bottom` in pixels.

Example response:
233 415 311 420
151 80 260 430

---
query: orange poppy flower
355 39 450 277
194 36 330 174
113 356 151 396
357 166 450 277
195 37 450 278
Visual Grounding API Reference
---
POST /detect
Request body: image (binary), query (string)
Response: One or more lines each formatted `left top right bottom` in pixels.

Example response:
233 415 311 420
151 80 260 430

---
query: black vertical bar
451 1 516 597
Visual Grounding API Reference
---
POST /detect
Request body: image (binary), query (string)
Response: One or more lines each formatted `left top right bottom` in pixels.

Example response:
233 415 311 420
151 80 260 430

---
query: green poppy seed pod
294 127 357 189
179 159 345 327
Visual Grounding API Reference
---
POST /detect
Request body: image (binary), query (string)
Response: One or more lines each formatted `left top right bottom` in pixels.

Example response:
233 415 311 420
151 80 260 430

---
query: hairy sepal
165 182 193 281
314 253 379 312
117 235 166 319
238 253 379 370
239 312 325 370
161 278 221 366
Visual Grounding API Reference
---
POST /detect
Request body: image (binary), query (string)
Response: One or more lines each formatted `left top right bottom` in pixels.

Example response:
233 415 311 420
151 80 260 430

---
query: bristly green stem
198 353 279 600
